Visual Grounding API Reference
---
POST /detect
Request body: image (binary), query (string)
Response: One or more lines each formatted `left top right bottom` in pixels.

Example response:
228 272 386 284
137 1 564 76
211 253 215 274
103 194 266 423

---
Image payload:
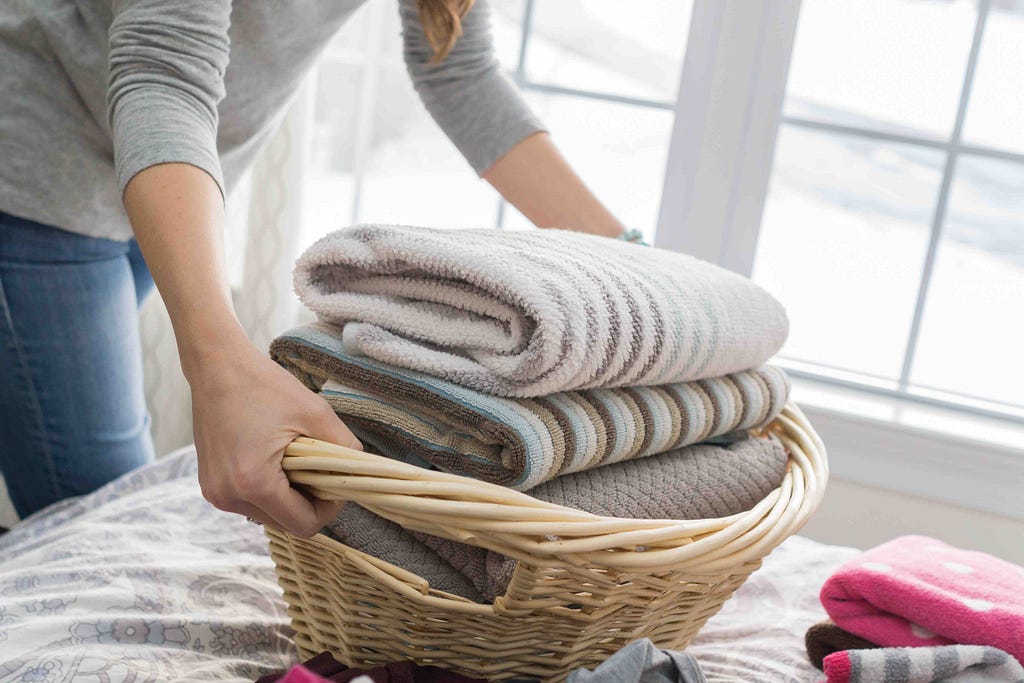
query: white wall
801 477 1024 565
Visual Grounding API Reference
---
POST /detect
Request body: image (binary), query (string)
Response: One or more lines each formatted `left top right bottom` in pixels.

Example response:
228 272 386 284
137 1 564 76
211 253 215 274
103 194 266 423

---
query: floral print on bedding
0 447 294 682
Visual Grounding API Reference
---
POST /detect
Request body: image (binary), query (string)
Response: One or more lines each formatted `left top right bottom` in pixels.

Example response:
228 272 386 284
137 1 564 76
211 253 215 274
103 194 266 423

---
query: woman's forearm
123 163 248 378
123 161 357 537
483 132 626 238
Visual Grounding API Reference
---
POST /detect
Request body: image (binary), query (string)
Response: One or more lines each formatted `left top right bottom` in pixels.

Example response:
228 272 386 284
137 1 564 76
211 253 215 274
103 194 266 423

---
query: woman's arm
110 0 358 537
400 0 625 238
482 132 625 238
124 164 358 537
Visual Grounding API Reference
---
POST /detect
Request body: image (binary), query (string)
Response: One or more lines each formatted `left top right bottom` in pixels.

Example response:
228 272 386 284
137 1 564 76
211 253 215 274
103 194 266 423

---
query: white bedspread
0 447 857 682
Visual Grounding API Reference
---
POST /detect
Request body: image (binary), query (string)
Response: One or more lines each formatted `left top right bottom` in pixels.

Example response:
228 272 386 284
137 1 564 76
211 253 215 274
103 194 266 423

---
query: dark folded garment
805 619 879 671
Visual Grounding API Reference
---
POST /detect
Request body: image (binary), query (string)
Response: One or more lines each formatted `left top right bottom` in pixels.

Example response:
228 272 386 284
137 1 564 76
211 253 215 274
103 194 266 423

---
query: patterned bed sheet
0 447 857 682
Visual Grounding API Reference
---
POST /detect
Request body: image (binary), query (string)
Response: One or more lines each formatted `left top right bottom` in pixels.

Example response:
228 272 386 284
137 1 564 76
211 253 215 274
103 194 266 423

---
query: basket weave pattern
267 404 827 681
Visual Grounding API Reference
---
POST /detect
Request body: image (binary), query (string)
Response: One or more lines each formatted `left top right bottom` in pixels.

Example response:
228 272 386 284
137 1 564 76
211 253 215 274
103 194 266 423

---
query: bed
0 446 857 682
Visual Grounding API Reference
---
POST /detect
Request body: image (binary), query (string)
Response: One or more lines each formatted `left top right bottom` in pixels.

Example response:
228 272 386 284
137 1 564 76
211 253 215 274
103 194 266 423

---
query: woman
0 0 628 533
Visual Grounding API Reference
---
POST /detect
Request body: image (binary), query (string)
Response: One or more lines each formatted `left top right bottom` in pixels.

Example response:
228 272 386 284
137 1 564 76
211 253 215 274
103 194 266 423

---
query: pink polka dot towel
820 535 1024 664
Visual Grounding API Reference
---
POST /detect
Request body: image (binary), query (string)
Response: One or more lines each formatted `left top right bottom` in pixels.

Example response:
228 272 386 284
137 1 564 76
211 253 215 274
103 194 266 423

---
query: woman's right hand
122 162 359 537
187 334 362 538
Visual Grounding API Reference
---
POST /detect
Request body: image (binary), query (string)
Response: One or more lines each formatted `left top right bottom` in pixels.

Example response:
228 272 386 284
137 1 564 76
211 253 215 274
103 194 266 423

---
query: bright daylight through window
301 0 1023 423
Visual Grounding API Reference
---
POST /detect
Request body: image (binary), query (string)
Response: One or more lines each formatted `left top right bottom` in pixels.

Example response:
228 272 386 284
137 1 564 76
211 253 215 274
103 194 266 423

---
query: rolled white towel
295 224 788 397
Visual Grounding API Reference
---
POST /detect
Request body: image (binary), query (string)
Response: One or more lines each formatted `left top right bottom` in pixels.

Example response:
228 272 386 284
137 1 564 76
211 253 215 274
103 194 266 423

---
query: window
751 0 1024 422
299 0 690 249
295 0 1022 424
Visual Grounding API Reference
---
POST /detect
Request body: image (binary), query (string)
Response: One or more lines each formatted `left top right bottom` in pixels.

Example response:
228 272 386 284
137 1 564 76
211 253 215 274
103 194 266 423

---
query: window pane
962 3 1024 155
784 0 977 139
751 125 945 380
353 64 499 228
301 3 501 251
502 93 673 243
910 155 1024 409
491 0 527 70
520 0 691 103
301 59 362 251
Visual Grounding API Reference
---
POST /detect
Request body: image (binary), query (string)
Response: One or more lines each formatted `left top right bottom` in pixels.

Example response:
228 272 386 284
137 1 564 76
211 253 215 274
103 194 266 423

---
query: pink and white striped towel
820 535 1024 664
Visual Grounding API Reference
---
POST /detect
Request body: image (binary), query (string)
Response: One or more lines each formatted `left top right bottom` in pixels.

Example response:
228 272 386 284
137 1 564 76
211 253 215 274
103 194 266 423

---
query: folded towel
822 645 1024 683
820 536 1024 664
327 434 789 602
805 620 879 671
273 323 790 489
293 225 788 397
321 502 484 602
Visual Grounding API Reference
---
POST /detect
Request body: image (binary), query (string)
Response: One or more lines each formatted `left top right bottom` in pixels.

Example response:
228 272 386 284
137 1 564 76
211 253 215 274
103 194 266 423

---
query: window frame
311 0 1023 425
288 0 1024 520
660 0 1024 426
654 0 1024 522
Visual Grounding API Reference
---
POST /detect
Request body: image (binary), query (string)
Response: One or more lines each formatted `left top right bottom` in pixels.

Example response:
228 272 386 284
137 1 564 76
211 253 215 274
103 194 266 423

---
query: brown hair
416 0 476 62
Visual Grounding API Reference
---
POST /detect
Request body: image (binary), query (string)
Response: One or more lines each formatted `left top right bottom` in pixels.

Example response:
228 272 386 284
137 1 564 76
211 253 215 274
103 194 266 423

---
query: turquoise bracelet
617 228 648 245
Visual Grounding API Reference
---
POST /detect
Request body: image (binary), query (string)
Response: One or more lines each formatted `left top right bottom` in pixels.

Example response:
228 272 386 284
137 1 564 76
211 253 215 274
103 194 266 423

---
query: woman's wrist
175 312 252 384
617 228 647 244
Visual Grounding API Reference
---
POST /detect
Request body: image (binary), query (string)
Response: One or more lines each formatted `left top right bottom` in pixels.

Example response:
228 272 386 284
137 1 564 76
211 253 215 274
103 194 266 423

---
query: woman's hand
188 335 361 537
124 163 359 538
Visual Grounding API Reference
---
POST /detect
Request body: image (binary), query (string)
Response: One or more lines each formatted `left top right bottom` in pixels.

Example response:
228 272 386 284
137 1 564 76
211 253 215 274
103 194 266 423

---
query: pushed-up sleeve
400 0 546 176
107 0 231 198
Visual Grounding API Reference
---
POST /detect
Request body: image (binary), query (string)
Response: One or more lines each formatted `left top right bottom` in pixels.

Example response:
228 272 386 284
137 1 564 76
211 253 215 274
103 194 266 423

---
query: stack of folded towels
806 536 1024 683
271 224 794 603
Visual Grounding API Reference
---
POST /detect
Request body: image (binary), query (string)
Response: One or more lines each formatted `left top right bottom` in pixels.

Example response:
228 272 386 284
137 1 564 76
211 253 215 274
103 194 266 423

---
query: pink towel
276 665 335 683
820 536 1024 664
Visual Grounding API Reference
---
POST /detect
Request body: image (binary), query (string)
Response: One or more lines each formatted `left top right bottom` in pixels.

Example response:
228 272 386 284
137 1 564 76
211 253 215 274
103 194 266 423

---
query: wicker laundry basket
266 403 828 682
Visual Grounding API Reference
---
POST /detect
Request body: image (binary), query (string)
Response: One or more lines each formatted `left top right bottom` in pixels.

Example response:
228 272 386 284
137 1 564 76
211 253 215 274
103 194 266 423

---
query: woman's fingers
252 475 341 538
189 343 359 537
227 500 277 529
204 480 332 538
308 400 363 451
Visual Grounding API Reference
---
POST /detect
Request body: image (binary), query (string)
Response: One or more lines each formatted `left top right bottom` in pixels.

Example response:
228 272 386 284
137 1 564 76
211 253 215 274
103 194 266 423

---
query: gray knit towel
823 645 1024 682
294 224 789 398
326 433 789 603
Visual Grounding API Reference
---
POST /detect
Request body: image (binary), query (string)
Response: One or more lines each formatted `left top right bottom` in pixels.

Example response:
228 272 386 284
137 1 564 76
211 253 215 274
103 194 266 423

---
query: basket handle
280 403 828 570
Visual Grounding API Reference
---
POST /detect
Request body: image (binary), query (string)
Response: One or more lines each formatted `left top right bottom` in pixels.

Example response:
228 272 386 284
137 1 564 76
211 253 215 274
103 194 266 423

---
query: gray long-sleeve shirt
0 0 543 241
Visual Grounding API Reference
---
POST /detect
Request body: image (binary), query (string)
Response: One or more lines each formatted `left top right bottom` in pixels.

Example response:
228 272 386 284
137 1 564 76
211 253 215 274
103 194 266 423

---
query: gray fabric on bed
567 638 707 683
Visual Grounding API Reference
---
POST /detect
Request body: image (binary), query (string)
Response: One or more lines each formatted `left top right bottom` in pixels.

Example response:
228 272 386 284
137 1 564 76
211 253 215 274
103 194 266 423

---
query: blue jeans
0 212 155 519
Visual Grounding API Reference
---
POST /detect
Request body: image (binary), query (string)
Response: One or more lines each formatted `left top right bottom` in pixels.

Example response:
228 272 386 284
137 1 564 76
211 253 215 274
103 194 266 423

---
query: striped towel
272 323 790 489
822 645 1024 682
327 434 789 603
293 224 788 398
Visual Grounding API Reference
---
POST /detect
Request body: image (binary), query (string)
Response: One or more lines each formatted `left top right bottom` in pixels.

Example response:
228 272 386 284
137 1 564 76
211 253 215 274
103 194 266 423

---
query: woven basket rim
277 403 827 576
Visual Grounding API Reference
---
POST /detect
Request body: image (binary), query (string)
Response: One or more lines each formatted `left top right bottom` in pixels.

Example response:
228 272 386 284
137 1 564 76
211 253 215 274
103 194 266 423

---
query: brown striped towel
293 224 788 398
272 322 790 489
